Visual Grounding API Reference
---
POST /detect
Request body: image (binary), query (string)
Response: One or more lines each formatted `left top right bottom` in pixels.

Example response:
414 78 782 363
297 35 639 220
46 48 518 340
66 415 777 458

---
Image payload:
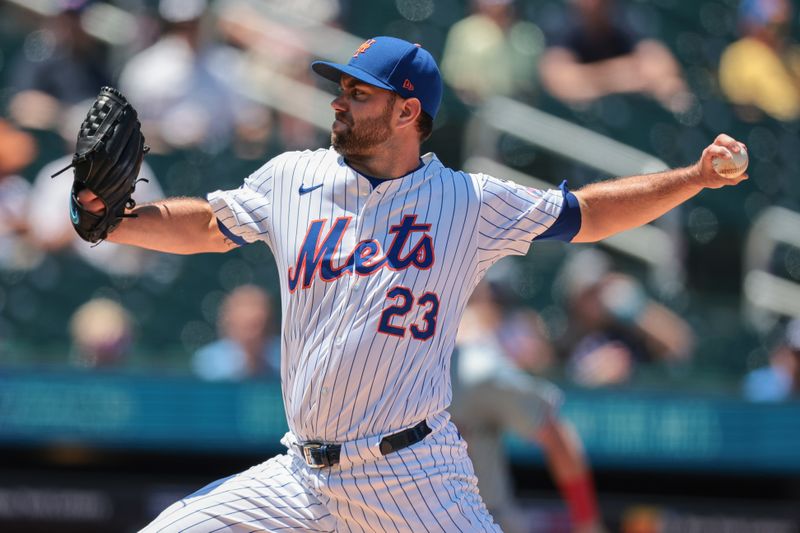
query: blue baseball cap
312 36 443 119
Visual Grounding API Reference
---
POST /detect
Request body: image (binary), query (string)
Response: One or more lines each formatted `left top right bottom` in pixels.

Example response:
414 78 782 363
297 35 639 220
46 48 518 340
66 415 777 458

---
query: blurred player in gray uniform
452 273 602 533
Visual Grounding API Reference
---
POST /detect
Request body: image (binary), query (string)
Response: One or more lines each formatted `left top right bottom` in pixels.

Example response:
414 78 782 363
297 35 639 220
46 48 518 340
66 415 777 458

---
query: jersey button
335 336 344 346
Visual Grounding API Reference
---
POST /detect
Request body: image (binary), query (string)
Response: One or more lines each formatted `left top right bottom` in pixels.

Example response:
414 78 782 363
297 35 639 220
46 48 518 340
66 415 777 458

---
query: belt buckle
301 441 326 469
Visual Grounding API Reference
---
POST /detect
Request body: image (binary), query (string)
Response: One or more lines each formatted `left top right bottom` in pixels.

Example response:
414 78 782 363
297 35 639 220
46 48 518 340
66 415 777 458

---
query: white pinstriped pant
140 413 500 532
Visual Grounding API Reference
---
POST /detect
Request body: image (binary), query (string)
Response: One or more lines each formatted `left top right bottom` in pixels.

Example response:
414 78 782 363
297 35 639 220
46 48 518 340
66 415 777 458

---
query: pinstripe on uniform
141 147 563 532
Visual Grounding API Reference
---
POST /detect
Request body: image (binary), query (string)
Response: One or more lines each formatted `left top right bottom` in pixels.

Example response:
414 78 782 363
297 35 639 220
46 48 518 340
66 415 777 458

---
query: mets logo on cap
353 39 377 58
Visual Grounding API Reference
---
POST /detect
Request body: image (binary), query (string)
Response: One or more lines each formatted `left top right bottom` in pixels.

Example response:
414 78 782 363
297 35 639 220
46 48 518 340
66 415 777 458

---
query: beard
331 96 395 158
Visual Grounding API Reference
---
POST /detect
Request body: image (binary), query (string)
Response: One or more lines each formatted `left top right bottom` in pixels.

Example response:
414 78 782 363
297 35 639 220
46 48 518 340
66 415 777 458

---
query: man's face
330 75 397 157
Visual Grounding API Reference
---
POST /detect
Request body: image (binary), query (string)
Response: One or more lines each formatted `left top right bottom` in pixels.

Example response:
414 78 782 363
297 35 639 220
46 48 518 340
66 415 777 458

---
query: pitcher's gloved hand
53 86 149 243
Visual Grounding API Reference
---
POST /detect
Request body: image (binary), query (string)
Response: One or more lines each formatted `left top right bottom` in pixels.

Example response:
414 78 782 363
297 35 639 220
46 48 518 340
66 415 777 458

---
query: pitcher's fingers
713 134 744 152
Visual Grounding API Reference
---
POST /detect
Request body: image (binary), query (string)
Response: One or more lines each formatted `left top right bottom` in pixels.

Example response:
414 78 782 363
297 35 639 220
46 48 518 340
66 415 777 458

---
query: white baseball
712 145 748 179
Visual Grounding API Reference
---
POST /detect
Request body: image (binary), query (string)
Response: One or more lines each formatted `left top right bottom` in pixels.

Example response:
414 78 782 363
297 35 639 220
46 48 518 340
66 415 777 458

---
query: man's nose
331 94 347 112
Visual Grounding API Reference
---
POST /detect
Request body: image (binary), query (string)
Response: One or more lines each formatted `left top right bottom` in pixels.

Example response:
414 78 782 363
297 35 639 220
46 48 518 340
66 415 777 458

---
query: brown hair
417 111 434 143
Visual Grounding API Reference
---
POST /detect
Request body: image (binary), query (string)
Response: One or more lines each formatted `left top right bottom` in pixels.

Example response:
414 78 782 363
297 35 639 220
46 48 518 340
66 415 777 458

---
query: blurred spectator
451 278 603 533
8 0 112 131
440 0 544 105
26 102 167 277
719 0 800 122
69 297 133 368
0 119 43 271
558 249 694 387
539 0 691 113
118 0 252 152
193 285 280 381
744 318 800 402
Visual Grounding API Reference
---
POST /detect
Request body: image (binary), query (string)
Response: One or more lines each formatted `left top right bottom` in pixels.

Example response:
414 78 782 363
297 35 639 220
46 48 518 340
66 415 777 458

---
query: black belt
296 420 432 468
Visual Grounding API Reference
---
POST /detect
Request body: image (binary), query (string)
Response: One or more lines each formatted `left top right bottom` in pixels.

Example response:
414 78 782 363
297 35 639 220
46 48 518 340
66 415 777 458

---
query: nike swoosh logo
298 183 323 195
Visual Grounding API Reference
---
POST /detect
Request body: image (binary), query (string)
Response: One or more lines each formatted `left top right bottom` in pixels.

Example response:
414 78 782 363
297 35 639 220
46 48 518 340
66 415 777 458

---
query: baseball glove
53 86 149 243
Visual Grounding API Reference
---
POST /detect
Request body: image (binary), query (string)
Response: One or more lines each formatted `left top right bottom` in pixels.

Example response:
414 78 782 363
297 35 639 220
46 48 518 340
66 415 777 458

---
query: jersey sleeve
207 158 277 248
477 174 574 263
535 181 582 242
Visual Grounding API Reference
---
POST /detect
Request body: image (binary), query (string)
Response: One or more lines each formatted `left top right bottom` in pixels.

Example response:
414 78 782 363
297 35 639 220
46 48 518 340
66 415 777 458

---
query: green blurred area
3 371 799 473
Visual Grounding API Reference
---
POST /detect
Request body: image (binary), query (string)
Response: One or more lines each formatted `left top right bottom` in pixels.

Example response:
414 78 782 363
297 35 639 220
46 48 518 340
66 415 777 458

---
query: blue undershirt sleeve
534 181 582 242
217 218 248 247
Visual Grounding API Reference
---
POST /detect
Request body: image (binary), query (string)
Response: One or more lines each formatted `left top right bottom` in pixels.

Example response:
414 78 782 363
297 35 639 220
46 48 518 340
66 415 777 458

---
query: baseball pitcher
68 37 746 532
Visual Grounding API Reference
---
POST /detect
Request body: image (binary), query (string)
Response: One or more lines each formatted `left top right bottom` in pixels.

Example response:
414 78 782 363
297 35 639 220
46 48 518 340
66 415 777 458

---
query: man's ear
397 98 422 130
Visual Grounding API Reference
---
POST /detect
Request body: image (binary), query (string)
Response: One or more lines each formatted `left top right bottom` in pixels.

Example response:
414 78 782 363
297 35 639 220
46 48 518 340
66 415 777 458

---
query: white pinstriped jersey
208 147 564 443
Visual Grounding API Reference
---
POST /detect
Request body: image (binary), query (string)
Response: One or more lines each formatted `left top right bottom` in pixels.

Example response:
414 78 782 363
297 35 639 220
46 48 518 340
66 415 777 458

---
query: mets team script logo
353 39 377 58
288 215 434 292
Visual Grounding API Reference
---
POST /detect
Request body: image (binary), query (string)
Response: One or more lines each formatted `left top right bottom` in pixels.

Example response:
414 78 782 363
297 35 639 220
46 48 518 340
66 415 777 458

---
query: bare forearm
109 197 234 254
536 419 601 528
572 134 748 243
637 303 695 360
572 165 701 243
540 48 646 102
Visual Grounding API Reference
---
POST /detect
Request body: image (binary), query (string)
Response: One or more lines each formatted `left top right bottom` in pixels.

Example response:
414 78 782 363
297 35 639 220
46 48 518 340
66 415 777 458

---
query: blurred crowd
0 0 798 405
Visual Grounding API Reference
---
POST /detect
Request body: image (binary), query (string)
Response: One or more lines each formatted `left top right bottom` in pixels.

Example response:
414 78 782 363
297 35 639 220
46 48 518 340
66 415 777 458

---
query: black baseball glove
53 86 149 243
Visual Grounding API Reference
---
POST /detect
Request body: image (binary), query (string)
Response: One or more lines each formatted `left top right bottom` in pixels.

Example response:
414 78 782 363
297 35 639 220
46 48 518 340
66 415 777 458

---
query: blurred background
0 0 798 531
